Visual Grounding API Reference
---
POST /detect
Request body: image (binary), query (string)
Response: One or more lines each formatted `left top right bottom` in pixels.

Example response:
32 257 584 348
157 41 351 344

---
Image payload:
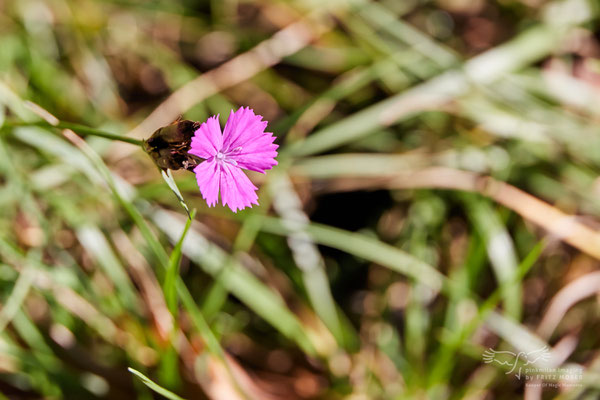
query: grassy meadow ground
1 0 600 398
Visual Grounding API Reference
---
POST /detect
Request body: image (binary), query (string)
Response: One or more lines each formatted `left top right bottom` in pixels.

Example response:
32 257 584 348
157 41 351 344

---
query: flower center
214 147 242 166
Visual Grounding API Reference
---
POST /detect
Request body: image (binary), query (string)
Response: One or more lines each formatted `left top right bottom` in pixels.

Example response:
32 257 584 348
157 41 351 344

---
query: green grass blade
462 195 522 319
76 225 139 310
153 209 317 356
0 265 35 333
287 21 589 157
270 173 356 349
128 368 186 400
429 239 546 386
164 209 197 316
159 209 196 389
259 216 445 292
161 169 191 217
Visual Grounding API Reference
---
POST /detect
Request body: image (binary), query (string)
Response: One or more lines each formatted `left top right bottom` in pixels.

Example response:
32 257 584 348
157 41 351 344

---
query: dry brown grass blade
112 230 174 341
126 6 334 142
537 271 600 339
306 167 600 261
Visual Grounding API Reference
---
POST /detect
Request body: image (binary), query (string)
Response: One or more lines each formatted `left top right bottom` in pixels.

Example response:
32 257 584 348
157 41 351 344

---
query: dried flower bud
143 118 201 170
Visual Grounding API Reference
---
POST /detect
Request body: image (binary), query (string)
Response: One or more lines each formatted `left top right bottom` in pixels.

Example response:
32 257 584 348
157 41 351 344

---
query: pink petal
189 115 222 159
222 107 278 173
193 159 221 207
229 137 278 173
222 107 266 149
219 163 258 213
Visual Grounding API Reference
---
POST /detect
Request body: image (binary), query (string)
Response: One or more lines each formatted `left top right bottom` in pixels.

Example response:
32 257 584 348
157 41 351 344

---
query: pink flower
188 107 278 212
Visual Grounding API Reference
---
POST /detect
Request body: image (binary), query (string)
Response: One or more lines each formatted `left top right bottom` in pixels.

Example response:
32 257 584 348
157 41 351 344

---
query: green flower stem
4 120 144 146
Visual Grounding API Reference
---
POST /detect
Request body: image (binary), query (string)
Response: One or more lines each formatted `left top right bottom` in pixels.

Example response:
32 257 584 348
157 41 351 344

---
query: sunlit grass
1 0 600 399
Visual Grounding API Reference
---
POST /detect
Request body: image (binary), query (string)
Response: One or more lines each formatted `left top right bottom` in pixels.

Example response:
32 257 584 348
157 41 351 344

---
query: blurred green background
1 0 600 398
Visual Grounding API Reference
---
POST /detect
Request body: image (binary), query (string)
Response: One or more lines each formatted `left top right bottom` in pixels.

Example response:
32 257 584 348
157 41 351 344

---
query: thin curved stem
4 120 144 146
